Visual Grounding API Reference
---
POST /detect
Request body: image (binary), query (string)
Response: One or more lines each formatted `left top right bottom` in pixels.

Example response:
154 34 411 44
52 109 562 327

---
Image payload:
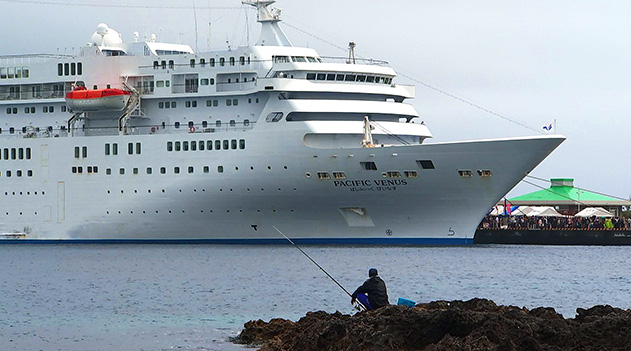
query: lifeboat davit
65 87 131 112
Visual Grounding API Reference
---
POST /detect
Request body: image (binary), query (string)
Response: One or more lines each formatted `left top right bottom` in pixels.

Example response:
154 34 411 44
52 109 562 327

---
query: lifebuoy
189 126 195 133
151 126 156 133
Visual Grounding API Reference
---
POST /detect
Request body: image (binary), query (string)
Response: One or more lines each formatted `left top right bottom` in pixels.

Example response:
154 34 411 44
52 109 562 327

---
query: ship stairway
67 112 85 136
118 82 144 134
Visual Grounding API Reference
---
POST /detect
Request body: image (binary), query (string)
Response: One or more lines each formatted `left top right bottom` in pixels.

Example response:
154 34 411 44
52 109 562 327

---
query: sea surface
1 244 631 350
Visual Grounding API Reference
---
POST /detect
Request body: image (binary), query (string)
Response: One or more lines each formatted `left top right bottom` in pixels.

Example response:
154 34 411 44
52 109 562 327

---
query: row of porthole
105 187 298 195
1 169 34 178
3 211 39 216
92 164 290 176
105 209 295 215
3 190 45 196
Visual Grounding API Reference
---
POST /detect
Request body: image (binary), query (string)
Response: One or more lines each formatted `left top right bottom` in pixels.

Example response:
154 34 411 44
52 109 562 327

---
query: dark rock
233 298 631 351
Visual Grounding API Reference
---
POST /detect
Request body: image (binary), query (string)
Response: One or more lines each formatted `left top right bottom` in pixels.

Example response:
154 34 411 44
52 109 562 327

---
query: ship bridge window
265 112 283 122
345 74 356 82
274 56 290 63
361 161 378 171
335 74 344 81
385 171 402 178
200 78 209 85
291 56 306 62
357 75 366 82
316 73 326 80
307 57 317 63
366 76 375 83
306 73 316 80
405 171 419 178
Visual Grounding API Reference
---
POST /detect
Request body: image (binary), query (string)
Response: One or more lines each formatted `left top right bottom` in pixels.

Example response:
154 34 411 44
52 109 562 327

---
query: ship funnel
242 0 292 47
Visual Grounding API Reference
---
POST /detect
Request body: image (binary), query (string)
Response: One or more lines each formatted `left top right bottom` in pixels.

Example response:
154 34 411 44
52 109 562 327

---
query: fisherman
351 268 389 310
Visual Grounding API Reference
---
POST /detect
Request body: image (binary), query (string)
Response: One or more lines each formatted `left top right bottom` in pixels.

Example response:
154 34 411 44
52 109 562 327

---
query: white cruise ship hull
0 131 563 244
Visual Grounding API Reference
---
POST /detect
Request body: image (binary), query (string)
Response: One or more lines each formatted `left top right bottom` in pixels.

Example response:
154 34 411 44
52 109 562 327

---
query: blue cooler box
397 297 416 307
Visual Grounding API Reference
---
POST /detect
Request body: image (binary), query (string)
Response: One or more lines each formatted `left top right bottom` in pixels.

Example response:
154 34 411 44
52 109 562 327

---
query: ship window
147 167 152 174
133 168 139 175
157 81 165 88
335 74 344 81
74 146 80 159
64 63 69 76
112 143 118 155
71 63 76 75
62 106 67 112
366 76 375 83
385 171 402 178
6 170 10 177
77 63 82 75
167 141 173 151
171 101 176 108
239 139 245 149
306 73 316 80
200 78 209 85
223 140 229 149
458 170 473 177
219 57 225 66
210 78 215 85
360 161 378 171
230 57 235 66
119 168 125 175
315 73 326 81
231 139 237 149
175 122 180 129
357 75 366 82
18 148 24 159
16 170 22 177
153 61 159 69
191 141 197 151
265 112 283 122
203 166 209 173
232 99 238 106
188 166 194 173
206 100 212 107
229 120 236 127
210 58 215 67
317 172 331 180
87 166 92 173
106 168 111 175
174 167 180 174
199 140 205 150
244 119 250 126
345 74 356 81
168 60 174 69
215 140 221 149
291 56 307 62
185 101 191 108
57 63 63 76
160 167 166 174
477 169 493 177
239 56 245 65
128 143 134 155
417 160 435 169
217 166 224 173
183 141 189 151
200 58 205 67
161 61 166 69
27 170 33 177
274 56 289 63
404 171 418 178
26 148 31 159
10 127 15 133
72 167 77 174
202 121 208 128
10 148 16 159
226 99 232 106
159 102 164 108
175 141 181 151
333 172 346 179
136 142 141 154
213 99 218 106
326 73 335 81
190 59 195 68
3 148 7 159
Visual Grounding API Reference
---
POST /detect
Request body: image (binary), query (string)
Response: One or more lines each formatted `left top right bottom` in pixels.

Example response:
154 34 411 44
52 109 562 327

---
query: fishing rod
272 225 366 311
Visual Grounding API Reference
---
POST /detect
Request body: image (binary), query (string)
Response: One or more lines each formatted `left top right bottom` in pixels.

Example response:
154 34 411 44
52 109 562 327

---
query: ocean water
1 244 631 350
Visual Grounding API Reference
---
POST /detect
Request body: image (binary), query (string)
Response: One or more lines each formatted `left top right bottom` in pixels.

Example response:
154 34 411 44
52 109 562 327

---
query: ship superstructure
0 1 564 243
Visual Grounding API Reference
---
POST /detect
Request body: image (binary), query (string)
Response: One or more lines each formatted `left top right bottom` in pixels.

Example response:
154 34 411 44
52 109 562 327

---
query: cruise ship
0 0 564 243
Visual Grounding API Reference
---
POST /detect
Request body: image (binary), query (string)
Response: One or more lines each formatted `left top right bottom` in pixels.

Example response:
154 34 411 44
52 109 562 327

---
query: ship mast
242 0 293 46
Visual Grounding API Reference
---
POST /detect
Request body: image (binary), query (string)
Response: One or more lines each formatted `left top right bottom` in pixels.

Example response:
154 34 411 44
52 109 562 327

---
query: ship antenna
192 0 199 53
348 41 356 64
271 226 366 311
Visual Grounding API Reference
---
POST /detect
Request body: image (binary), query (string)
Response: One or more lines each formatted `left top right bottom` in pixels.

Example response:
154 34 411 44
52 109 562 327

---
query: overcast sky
3 0 630 199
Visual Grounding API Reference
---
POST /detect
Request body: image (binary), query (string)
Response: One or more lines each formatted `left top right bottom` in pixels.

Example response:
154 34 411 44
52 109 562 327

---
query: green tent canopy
509 178 630 206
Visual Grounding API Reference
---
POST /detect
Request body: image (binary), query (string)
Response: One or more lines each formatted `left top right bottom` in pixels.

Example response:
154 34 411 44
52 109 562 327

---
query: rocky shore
232 298 631 350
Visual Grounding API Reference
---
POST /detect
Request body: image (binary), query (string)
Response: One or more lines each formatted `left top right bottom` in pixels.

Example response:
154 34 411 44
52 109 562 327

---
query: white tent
575 207 614 217
510 206 563 217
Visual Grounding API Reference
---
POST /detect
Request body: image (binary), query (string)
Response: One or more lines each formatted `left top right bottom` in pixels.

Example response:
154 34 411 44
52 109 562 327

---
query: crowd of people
479 215 631 230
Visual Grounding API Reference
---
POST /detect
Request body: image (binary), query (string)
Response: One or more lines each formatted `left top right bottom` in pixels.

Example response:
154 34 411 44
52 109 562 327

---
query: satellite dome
90 23 123 46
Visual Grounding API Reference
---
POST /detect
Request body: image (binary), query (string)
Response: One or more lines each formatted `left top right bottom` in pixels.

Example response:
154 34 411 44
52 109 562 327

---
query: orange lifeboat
65 87 131 112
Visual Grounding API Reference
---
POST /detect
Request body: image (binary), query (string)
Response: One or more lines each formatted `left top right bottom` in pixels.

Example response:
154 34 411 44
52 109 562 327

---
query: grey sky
3 0 630 199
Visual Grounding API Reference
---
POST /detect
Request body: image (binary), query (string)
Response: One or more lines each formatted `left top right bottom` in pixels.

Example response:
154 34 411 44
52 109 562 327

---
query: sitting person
351 268 389 310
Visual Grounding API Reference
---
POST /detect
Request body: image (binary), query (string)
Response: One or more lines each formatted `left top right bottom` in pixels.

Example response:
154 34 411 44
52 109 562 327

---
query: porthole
305 172 311 178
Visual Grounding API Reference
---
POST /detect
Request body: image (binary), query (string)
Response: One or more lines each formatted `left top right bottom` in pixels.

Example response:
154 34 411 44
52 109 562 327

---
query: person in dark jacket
351 268 389 310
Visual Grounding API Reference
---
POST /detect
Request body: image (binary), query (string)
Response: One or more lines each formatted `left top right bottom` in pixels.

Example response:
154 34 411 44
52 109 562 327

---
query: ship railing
318 56 389 66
